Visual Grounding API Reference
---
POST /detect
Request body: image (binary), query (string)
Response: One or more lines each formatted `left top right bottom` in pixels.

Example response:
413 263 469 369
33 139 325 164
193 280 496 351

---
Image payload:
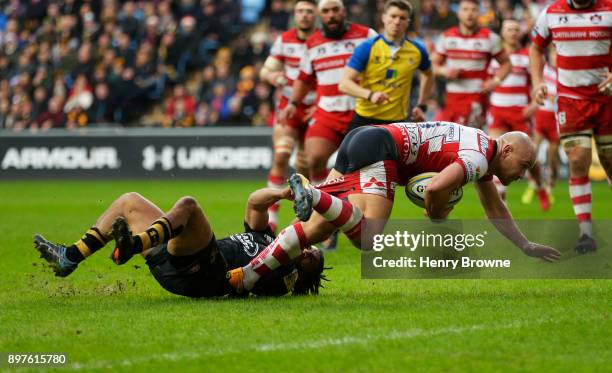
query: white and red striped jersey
298 23 377 114
489 48 531 108
434 27 506 98
383 121 496 185
531 0 612 102
540 63 558 112
269 29 317 105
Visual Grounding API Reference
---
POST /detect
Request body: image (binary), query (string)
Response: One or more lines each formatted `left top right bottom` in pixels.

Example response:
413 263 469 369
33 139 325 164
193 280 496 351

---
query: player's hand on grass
423 207 453 222
597 71 612 96
531 83 548 105
521 242 561 262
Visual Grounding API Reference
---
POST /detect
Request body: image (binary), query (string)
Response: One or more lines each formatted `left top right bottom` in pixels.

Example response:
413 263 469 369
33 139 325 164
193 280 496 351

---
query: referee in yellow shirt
339 0 434 131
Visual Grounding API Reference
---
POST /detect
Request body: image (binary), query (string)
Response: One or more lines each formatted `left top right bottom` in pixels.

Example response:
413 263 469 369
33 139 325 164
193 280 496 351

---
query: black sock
66 246 85 263
67 227 108 263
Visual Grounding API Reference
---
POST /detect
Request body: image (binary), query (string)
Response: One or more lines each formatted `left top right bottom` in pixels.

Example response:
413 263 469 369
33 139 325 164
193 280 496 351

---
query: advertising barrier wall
0 128 273 179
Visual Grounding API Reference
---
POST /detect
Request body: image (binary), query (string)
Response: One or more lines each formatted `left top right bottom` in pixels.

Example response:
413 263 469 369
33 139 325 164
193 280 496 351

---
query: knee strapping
561 132 592 152
274 136 296 155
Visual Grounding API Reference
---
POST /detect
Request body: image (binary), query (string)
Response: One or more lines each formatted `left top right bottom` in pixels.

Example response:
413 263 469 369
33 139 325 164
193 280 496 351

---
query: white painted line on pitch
61 316 590 371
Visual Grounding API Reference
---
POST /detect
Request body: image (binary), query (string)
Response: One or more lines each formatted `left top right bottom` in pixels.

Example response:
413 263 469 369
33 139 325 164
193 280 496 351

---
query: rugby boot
111 216 136 265
521 184 535 204
575 234 597 254
288 173 314 221
537 188 551 211
226 267 246 294
33 234 78 277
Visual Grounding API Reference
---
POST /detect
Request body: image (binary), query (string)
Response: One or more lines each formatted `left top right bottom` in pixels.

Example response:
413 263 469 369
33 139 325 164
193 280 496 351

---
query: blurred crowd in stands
0 0 550 131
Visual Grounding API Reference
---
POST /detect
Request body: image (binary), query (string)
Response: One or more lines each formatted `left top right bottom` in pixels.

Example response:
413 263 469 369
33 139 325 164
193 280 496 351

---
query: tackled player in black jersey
33 187 326 297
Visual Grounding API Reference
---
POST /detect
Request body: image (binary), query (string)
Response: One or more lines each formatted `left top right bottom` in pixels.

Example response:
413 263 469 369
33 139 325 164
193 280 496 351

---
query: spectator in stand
88 82 115 123
0 98 10 129
268 0 291 32
35 95 66 130
429 0 459 32
166 83 196 127
198 65 216 102
118 1 142 41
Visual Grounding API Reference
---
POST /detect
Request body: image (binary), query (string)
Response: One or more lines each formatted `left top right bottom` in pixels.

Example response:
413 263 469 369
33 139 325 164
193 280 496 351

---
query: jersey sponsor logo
230 233 261 256
464 160 476 181
558 111 567 126
558 15 569 24
345 41 356 52
385 69 398 79
590 14 602 24
1 146 120 170
313 58 347 71
362 176 385 188
478 134 489 155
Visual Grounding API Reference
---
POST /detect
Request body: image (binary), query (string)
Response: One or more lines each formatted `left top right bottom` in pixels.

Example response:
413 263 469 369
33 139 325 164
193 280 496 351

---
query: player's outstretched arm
475 179 561 262
245 187 293 231
425 163 464 221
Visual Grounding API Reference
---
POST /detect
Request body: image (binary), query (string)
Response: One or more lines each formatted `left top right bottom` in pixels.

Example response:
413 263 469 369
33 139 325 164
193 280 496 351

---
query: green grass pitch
0 180 610 372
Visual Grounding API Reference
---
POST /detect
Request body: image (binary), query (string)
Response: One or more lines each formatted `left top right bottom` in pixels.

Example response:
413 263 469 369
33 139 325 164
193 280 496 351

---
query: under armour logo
363 177 385 188
142 145 175 171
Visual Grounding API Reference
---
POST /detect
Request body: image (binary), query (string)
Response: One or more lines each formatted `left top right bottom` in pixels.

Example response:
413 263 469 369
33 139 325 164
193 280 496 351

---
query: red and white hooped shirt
269 28 317 106
530 0 612 102
434 27 506 100
298 23 377 118
489 48 531 109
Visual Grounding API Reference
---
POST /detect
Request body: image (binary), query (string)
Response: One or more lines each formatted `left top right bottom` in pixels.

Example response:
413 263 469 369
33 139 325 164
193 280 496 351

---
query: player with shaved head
227 121 560 293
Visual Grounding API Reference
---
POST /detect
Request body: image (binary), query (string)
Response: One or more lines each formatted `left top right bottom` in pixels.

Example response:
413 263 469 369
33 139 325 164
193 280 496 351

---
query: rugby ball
405 172 463 208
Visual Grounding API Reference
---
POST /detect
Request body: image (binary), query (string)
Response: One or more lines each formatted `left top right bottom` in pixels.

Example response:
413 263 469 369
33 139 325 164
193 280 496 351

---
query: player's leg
547 136 560 188
234 175 374 292
112 196 214 264
34 192 163 277
512 114 551 210
267 123 300 231
558 97 596 253
304 123 342 185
